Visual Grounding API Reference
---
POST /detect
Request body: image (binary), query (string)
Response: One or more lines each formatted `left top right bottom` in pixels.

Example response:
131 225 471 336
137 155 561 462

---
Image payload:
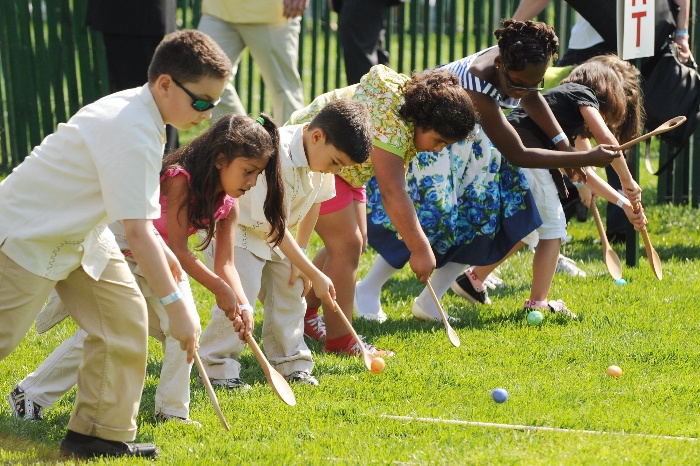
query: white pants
198 247 313 378
520 167 568 249
20 259 198 419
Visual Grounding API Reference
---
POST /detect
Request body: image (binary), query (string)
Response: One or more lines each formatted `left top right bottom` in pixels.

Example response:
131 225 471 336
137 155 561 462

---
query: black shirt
506 82 600 148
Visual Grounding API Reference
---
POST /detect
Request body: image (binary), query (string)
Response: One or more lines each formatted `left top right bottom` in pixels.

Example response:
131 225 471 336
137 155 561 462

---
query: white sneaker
555 254 586 278
483 272 504 289
411 298 460 323
354 281 388 323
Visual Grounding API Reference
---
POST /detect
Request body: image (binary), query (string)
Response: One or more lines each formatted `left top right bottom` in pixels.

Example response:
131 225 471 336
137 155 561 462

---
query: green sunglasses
173 78 220 111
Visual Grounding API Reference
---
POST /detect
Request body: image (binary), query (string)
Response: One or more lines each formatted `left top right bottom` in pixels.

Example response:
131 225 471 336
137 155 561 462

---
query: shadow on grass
0 419 65 462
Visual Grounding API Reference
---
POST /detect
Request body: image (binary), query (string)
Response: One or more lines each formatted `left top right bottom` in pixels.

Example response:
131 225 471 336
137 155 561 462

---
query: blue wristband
675 29 689 37
551 132 567 146
159 289 182 306
572 181 584 188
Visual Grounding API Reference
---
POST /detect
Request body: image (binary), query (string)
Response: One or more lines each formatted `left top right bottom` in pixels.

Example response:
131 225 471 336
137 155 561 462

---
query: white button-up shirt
235 124 335 260
0 85 164 280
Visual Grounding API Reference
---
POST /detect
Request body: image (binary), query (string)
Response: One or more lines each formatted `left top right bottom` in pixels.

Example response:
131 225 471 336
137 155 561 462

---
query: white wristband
159 289 182 306
239 303 254 313
551 132 567 146
616 197 626 208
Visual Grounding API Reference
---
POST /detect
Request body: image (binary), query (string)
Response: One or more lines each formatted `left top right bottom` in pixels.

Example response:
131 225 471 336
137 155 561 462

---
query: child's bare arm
580 105 642 205
575 167 647 230
123 218 199 362
287 203 320 292
214 206 254 340
164 173 238 317
278 228 336 308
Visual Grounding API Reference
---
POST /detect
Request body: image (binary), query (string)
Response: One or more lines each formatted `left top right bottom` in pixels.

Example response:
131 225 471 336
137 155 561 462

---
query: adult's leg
338 0 390 84
198 14 247 120
56 250 148 442
242 20 305 123
0 250 56 360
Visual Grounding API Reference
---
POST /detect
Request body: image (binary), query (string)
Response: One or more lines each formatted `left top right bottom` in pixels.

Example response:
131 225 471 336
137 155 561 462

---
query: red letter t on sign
631 11 647 46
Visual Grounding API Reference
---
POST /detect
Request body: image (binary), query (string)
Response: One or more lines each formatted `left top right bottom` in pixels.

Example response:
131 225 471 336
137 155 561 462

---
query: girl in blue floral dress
355 20 621 322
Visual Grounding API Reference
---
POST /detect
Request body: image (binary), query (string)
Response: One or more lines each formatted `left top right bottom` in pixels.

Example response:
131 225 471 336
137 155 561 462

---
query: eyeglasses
503 70 545 92
172 78 220 111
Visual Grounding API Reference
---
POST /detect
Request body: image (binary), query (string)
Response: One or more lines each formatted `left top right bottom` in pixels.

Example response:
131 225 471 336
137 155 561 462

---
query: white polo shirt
0 85 164 280
235 124 335 260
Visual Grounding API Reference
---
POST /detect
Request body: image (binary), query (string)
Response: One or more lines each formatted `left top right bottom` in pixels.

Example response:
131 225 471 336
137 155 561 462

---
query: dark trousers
338 0 391 85
101 33 179 153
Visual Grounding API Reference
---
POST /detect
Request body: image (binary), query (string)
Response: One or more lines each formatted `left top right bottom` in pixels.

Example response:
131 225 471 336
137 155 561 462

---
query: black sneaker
450 272 491 305
285 371 319 386
8 385 44 420
198 374 251 391
59 431 159 459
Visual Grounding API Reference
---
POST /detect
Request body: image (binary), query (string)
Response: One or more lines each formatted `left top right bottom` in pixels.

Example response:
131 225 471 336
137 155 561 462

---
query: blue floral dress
366 48 542 268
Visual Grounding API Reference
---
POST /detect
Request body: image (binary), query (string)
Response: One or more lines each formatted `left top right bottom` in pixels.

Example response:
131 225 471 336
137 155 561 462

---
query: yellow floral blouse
287 65 416 187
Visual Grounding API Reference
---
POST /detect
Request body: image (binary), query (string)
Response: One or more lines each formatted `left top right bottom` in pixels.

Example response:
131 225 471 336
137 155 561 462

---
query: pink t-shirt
154 167 235 244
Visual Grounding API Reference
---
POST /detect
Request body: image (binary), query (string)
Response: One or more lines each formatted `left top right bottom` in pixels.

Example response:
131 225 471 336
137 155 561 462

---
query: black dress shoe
60 434 159 459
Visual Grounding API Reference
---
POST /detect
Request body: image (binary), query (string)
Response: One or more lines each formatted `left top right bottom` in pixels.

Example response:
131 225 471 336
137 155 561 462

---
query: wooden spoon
590 200 623 280
426 280 460 347
634 204 663 281
608 116 686 152
332 300 377 370
246 335 296 406
193 351 230 431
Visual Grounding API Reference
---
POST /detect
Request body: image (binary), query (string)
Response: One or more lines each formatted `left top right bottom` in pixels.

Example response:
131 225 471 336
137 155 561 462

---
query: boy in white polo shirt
0 30 231 459
198 99 373 387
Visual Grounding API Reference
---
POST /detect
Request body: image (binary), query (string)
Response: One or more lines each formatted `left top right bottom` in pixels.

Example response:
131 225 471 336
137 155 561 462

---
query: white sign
617 0 655 59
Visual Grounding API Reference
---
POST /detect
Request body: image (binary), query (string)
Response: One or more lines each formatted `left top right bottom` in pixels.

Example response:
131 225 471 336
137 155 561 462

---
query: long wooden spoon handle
194 351 230 431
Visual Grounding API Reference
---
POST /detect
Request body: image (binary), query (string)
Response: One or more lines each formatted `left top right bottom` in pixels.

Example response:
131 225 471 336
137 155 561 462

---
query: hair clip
256 116 265 125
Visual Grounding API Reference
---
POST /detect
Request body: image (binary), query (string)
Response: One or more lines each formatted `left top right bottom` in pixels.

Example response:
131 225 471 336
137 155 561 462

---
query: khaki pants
20 260 197 419
0 247 147 442
198 14 305 123
199 247 313 378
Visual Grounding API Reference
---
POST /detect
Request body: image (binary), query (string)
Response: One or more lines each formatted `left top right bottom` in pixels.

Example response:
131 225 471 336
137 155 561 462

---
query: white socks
355 256 399 313
415 261 467 317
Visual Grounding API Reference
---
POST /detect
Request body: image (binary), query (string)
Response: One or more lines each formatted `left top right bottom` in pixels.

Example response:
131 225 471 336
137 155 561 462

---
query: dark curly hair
495 20 559 72
161 114 286 250
398 68 478 141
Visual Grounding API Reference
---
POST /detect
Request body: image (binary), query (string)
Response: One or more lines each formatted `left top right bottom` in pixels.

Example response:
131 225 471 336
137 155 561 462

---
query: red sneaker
303 309 326 341
325 334 394 358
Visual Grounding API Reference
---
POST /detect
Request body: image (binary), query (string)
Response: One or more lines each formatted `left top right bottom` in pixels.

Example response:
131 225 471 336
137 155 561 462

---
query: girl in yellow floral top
287 65 477 355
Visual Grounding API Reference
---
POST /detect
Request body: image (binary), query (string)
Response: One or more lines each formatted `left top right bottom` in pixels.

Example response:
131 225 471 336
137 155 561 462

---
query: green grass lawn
1 166 700 464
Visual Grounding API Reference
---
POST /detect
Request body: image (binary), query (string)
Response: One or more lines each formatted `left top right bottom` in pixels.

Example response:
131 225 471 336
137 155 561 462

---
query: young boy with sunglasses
0 30 230 459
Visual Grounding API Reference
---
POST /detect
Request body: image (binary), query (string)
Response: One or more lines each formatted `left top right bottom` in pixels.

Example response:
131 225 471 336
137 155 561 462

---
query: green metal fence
1 0 698 205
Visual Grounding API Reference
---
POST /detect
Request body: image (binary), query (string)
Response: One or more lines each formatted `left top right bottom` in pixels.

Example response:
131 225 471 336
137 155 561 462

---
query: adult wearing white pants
198 0 307 123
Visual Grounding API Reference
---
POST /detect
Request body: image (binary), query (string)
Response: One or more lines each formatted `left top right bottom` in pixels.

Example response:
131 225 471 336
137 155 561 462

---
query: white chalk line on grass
381 415 699 442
